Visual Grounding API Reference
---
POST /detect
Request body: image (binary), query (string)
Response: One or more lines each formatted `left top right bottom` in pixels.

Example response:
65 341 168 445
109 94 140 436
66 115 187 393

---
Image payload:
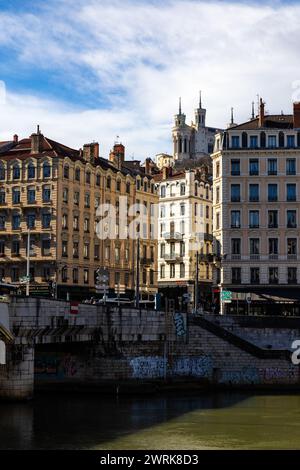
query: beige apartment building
212 100 300 315
0 129 158 300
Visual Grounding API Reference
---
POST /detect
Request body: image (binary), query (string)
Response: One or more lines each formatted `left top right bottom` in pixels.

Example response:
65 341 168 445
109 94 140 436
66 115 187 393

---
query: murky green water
1 392 300 449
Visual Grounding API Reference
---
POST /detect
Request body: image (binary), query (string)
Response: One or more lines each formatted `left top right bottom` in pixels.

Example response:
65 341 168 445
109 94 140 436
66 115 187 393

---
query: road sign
221 290 232 303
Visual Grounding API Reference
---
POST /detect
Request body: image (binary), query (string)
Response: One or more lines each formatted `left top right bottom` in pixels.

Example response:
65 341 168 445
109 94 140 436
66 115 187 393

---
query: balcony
250 254 260 260
140 257 153 266
269 254 278 260
162 232 183 241
163 253 183 263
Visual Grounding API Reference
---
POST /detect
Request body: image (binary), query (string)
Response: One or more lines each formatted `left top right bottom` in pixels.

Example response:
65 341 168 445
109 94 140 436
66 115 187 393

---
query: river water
1 392 300 450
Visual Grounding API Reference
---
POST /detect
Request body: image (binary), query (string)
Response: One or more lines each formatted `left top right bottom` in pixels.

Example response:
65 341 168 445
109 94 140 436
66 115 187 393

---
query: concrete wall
2 298 300 400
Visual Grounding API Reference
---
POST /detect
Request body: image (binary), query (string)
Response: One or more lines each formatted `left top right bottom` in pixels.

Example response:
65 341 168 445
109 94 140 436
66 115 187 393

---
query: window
86 171 91 184
180 263 185 278
62 267 68 283
268 210 278 228
12 214 20 230
268 135 277 148
62 214 68 229
249 159 259 175
180 183 186 196
216 187 220 204
84 193 90 208
63 187 68 203
73 268 79 284
231 267 241 284
42 239 51 256
0 240 5 255
75 167 80 182
287 184 296 201
0 189 6 204
231 210 241 228
84 218 89 233
116 179 121 191
249 184 259 202
180 242 185 257
84 243 90 259
160 205 165 218
144 180 148 192
287 210 297 228
27 163 35 179
27 187 36 203
180 204 185 216
216 162 220 178
94 244 99 260
170 264 175 278
126 182 130 194
206 206 209 218
287 238 297 257
73 215 79 231
269 238 278 255
160 264 165 279
115 247 120 263
13 164 20 180
250 238 260 256
63 165 69 179
42 186 51 203
62 241 68 257
84 269 89 284
180 220 185 235
269 267 278 284
0 163 5 181
12 239 20 255
286 159 296 175
250 268 260 284
231 136 240 148
268 159 277 175
11 268 19 282
249 210 259 228
231 238 241 255
74 192 79 205
95 173 100 186
42 212 51 228
105 245 110 260
216 213 220 230
287 135 295 148
288 267 297 284
249 136 258 148
106 176 111 189
73 242 79 258
231 184 240 202
231 159 240 176
43 162 51 178
268 184 278 202
0 215 5 230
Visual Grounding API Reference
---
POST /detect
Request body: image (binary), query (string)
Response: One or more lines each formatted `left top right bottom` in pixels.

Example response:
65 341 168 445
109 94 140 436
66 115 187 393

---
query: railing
162 232 183 241
163 253 183 262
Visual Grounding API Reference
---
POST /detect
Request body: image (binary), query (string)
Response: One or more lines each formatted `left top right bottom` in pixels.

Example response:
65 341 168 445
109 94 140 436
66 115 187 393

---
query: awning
228 286 300 302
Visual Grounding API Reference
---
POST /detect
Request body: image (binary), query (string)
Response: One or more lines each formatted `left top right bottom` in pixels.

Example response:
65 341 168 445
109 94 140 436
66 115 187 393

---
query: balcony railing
162 232 183 241
163 253 183 262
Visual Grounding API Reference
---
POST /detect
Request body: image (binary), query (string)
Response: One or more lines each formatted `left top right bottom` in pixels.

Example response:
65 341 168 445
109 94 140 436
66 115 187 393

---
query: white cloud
0 0 300 159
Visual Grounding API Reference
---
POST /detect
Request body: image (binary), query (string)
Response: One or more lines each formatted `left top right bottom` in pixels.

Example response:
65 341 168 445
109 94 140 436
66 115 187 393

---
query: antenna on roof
251 101 255 119
231 107 234 125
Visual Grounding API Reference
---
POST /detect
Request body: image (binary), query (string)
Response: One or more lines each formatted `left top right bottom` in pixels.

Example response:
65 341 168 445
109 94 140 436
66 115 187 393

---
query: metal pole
194 251 199 312
135 237 140 308
26 229 30 297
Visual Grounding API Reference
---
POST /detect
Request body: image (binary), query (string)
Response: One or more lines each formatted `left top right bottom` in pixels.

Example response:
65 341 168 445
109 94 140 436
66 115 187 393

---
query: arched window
106 176 111 189
43 162 51 178
63 164 69 179
96 173 101 186
86 171 91 184
75 167 80 181
0 163 5 181
116 179 121 191
13 164 20 180
27 163 35 179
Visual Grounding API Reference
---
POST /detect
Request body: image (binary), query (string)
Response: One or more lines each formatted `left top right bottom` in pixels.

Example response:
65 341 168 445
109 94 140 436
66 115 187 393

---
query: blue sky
0 0 300 159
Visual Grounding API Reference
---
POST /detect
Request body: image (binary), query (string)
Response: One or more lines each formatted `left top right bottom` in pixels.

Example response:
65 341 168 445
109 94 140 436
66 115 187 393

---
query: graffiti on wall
219 367 260 385
129 355 213 379
35 354 81 380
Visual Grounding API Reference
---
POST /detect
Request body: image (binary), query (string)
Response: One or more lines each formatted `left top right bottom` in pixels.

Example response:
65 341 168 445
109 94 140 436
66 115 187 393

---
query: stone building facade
212 100 300 315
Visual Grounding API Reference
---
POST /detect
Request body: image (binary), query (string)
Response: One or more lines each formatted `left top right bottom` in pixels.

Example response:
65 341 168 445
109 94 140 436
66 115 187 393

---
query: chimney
30 125 43 154
109 143 125 169
83 142 99 163
145 158 152 175
259 98 265 127
13 134 18 143
162 166 172 180
293 102 300 128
